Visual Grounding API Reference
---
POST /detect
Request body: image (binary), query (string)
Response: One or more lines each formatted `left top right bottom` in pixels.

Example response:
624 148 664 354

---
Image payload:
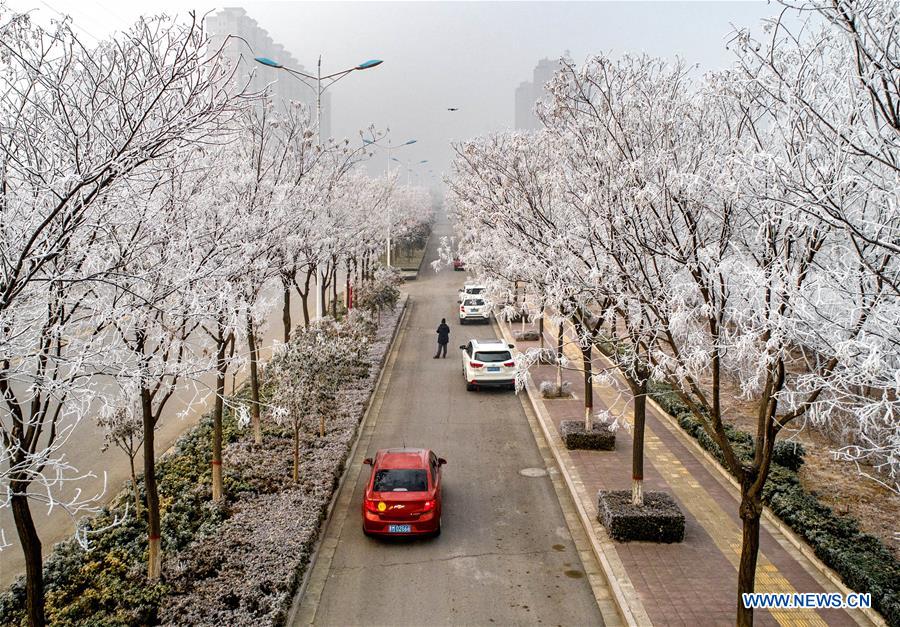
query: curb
285 295 410 625
495 318 649 627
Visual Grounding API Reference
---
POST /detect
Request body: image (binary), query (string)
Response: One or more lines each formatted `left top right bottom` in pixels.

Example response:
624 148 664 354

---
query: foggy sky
10 1 784 187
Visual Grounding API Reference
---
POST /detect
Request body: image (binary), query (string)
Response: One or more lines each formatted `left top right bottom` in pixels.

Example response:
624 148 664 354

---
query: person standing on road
435 318 451 358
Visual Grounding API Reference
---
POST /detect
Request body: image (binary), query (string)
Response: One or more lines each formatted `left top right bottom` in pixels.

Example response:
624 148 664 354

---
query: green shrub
772 440 805 471
0 408 242 625
648 380 690 417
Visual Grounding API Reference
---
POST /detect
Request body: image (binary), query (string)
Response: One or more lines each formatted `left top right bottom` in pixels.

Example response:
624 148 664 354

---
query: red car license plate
388 524 411 533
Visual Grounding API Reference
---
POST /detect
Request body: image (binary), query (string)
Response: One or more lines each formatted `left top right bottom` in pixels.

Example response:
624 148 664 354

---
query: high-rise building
205 8 331 139
514 57 564 131
515 81 538 131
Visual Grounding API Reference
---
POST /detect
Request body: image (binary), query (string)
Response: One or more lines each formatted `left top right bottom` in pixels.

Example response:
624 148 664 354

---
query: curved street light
254 53 383 319
254 55 383 144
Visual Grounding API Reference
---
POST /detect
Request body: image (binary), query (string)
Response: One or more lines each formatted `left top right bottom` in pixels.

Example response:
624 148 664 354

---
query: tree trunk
247 316 262 445
129 456 141 517
737 490 763 627
11 489 45 627
140 386 162 580
320 269 329 318
299 267 313 328
331 261 338 317
345 259 352 309
632 379 647 506
211 326 229 502
556 319 564 389
292 421 300 483
582 341 593 431
282 274 292 343
538 307 545 351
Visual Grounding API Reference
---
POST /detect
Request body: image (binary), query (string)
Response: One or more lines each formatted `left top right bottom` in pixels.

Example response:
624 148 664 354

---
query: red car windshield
373 469 428 492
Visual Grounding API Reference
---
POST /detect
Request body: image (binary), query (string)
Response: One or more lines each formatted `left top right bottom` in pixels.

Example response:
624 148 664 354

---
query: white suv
457 284 486 305
459 296 490 324
459 338 516 391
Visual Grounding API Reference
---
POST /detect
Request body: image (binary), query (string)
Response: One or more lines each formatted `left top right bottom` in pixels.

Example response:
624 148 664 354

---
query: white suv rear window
464 299 484 306
474 351 511 363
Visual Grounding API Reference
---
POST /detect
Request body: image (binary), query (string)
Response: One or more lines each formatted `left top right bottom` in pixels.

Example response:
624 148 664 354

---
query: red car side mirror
363 458 373 465
438 458 447 465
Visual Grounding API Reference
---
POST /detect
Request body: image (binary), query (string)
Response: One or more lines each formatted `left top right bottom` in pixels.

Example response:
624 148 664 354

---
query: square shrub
540 380 572 398
513 329 541 341
559 420 616 450
597 490 685 543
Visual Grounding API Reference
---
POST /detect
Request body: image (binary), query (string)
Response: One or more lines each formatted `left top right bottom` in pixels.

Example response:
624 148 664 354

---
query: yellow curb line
286 295 411 625
496 318 650 627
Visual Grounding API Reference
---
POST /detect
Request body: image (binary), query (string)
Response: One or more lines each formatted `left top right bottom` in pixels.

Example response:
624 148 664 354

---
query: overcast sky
11 1 786 186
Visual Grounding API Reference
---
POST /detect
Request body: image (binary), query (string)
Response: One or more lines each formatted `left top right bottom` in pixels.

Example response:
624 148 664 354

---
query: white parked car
459 338 516 391
459 297 490 324
457 283 486 304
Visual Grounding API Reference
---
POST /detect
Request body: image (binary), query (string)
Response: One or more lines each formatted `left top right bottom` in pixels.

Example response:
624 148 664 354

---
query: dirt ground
706 369 900 561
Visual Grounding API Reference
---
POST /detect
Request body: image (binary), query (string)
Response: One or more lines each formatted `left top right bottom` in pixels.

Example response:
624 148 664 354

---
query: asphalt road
292 214 605 626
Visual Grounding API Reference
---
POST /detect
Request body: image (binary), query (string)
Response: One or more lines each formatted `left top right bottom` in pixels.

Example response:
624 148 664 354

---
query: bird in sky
447 107 459 111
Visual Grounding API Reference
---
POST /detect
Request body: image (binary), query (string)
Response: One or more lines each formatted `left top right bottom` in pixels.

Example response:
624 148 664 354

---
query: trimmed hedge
597 490 685 543
647 380 900 626
559 419 616 451
513 329 541 341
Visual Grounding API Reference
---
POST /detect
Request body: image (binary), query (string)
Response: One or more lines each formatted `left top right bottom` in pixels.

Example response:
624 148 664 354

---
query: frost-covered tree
101 153 228 581
97 404 144 517
0 8 248 621
267 318 369 483
734 0 900 494
354 266 402 323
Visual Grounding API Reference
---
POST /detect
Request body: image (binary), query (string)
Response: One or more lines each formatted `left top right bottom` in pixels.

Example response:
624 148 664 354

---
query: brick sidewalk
501 320 873 627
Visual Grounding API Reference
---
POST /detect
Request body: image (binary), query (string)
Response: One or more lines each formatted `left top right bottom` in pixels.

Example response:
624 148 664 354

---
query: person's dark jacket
436 322 451 344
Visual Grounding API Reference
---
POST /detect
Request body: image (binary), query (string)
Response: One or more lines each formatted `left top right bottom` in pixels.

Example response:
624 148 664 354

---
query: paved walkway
498 318 876 627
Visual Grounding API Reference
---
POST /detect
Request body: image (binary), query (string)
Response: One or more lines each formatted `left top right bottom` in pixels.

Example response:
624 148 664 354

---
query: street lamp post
367 139 416 269
255 54 382 320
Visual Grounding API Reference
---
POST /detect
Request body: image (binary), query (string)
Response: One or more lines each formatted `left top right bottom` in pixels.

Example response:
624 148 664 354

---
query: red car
362 448 446 537
452 257 465 271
